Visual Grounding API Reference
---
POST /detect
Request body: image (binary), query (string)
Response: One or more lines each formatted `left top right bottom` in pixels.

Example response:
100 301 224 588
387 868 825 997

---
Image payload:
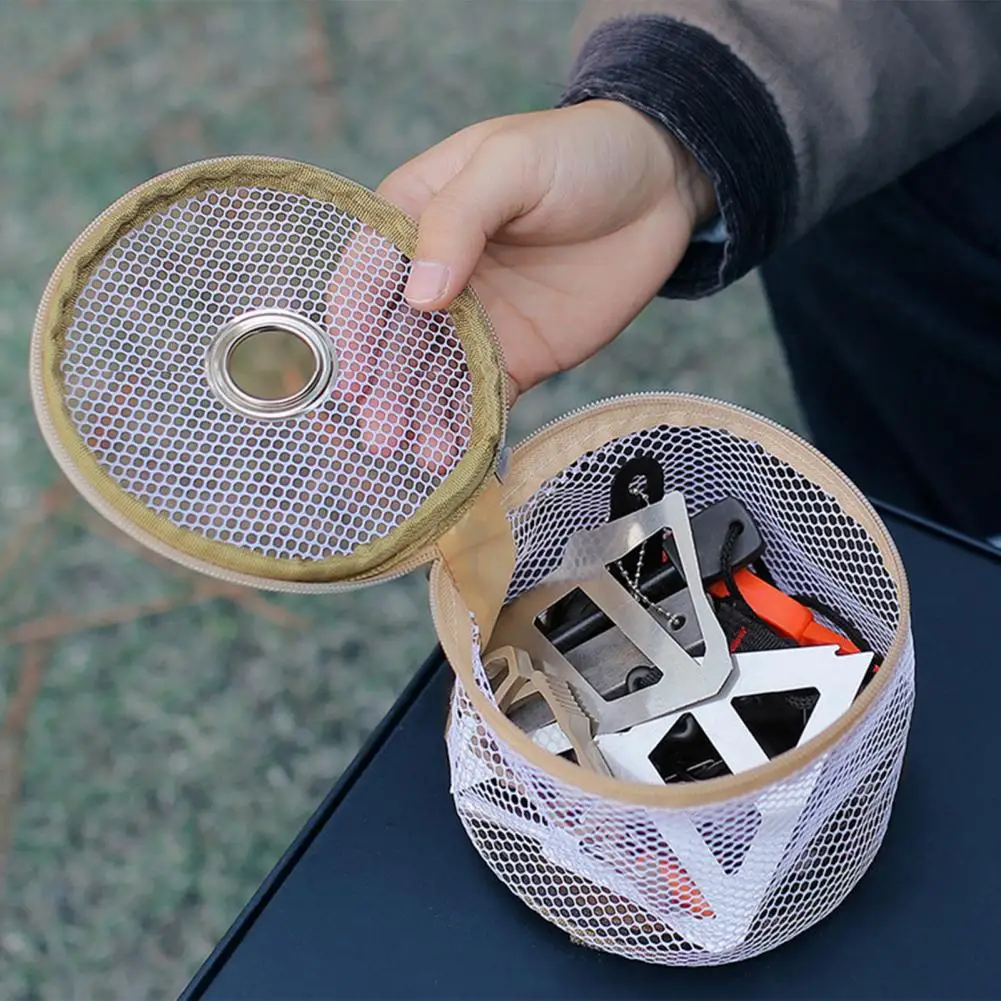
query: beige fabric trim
33 156 505 583
431 394 911 809
435 476 516 645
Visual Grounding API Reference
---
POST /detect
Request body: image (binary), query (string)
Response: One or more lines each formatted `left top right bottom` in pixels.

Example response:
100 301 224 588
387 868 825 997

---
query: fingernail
405 260 450 305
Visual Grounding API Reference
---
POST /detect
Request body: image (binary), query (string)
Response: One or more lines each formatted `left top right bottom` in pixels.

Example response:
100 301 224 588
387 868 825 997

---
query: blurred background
0 2 802 998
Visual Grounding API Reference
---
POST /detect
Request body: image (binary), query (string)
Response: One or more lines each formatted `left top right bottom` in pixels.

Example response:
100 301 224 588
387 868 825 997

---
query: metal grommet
205 308 337 420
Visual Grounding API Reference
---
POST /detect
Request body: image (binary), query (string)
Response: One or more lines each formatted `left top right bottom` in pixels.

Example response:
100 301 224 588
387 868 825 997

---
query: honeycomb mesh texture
445 423 914 965
59 186 473 561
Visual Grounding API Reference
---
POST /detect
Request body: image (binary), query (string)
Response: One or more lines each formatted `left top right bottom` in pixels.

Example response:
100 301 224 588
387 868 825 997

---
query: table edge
178 642 446 1001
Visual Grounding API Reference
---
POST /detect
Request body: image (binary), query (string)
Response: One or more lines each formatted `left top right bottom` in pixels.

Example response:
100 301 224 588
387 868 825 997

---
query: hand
381 100 716 403
326 100 715 472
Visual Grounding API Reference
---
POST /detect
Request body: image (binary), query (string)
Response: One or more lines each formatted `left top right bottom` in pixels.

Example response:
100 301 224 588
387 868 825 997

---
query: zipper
29 155 508 596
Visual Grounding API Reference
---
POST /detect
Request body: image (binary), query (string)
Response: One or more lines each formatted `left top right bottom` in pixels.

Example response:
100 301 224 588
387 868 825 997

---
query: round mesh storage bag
431 396 913 965
31 157 912 967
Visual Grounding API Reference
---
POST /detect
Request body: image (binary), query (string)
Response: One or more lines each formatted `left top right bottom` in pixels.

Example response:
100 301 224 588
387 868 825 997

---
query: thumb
403 131 543 310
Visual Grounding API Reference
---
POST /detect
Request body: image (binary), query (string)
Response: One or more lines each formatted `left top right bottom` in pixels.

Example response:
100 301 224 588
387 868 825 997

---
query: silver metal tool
504 585 702 735
530 646 875 781
487 491 736 735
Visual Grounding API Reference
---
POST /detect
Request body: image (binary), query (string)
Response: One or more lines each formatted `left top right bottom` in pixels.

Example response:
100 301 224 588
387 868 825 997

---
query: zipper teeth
28 155 504 594
479 303 508 464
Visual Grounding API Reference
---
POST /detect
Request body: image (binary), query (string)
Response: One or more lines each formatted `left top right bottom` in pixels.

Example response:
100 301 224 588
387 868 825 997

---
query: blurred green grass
0 3 801 998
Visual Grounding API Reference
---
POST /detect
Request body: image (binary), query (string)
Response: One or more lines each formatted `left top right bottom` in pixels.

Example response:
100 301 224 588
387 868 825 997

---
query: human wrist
589 97 718 240
558 13 797 297
664 126 718 233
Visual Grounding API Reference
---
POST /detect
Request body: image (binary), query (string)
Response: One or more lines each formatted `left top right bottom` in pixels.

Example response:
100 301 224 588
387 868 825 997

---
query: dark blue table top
183 507 1001 1001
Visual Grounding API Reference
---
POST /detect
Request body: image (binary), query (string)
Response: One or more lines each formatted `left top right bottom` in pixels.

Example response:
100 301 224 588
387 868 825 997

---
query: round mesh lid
30 156 507 590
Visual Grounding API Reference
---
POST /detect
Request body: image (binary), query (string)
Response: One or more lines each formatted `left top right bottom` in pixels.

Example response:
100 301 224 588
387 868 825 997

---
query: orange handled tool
709 569 861 656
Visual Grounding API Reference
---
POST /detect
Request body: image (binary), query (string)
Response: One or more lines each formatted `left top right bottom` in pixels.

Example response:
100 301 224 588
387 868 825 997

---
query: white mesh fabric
445 422 914 964
59 186 473 561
